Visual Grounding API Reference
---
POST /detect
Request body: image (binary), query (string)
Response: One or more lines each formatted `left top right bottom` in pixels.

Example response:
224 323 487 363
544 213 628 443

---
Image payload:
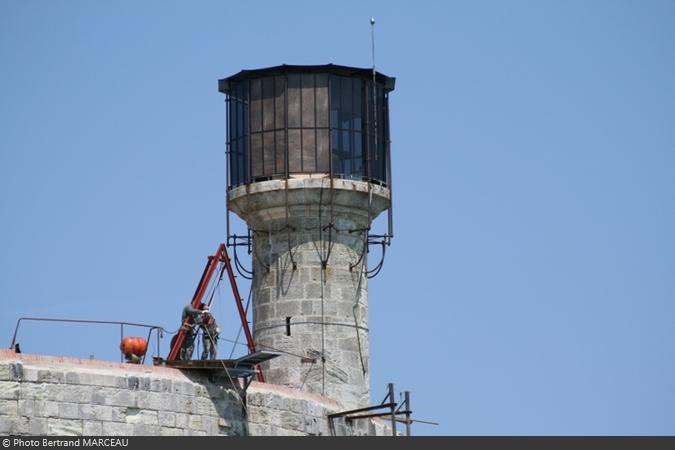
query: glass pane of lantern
316 74 329 128
274 76 285 130
341 77 352 130
302 129 316 172
353 131 363 177
288 129 301 173
352 78 362 131
301 74 315 128
317 129 329 172
240 137 248 184
331 129 340 175
250 133 263 177
287 74 301 128
262 77 274 131
250 79 262 133
263 131 275 175
330 76 340 129
275 130 286 175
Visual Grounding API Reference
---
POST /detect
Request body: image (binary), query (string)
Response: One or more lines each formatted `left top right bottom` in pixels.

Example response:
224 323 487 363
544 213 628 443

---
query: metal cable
202 325 249 417
228 284 253 359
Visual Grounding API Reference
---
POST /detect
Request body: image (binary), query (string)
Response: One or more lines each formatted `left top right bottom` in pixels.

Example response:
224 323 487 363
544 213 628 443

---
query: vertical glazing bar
364 80 370 180
247 80 252 184
273 77 277 175
351 77 356 178
385 93 394 241
299 73 304 173
261 78 265 177
284 73 289 179
328 75 332 178
314 73 318 172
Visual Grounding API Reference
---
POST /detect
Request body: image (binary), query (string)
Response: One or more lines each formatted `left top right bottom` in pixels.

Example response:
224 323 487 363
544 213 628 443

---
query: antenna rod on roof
370 17 376 75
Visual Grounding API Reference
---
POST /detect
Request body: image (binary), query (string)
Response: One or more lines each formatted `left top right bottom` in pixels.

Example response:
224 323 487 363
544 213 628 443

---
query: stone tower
219 65 395 407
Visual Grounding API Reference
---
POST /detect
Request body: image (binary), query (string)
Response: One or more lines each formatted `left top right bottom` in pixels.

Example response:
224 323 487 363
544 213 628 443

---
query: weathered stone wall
0 351 245 436
228 177 390 408
0 351 393 436
246 382 393 436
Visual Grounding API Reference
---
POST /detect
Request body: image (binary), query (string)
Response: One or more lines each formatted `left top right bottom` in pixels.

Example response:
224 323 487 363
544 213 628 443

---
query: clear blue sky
2 0 675 436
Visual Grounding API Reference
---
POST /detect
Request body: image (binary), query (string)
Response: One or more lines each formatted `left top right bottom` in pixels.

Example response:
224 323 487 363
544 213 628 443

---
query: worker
178 302 207 360
200 304 220 360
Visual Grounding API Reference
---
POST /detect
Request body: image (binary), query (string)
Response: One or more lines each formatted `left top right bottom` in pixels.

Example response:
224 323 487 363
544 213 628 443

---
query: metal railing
9 317 166 364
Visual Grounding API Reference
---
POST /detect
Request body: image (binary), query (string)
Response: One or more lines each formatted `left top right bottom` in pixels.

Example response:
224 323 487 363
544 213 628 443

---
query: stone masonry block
101 421 133 436
160 426 183 436
133 423 160 435
21 367 39 383
35 400 59 418
276 301 300 317
42 384 93 403
174 412 188 428
171 381 195 397
0 381 20 399
125 408 158 426
158 411 176 428
58 402 81 419
92 388 135 407
0 399 18 416
188 414 206 431
111 407 127 423
149 378 172 392
48 418 83 436
83 421 102 435
12 416 30 435
195 397 216 416
18 399 34 416
79 404 113 421
183 429 207 436
136 391 164 410
0 417 12 434
30 417 48 435
64 372 80 384
37 370 65 383
0 364 9 381
193 383 209 397
9 363 23 381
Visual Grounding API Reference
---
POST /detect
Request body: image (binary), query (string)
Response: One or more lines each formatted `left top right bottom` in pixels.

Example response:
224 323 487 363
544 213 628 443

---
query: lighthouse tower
219 65 395 407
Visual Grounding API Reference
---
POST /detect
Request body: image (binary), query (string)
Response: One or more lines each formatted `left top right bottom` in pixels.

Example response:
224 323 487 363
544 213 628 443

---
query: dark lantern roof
218 63 395 94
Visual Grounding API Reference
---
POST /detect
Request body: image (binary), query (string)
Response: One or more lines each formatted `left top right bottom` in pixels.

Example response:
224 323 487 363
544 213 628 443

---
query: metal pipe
388 382 397 436
9 317 165 363
326 402 397 418
404 390 411 436
344 410 411 421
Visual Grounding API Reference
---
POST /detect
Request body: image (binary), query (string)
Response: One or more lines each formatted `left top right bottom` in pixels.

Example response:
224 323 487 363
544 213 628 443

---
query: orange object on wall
119 337 148 357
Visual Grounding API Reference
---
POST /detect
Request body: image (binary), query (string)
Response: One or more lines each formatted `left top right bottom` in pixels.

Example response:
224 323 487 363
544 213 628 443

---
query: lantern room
218 64 395 189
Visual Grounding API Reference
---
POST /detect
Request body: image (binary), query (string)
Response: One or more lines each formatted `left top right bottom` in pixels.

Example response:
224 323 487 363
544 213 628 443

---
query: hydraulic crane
166 243 264 382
